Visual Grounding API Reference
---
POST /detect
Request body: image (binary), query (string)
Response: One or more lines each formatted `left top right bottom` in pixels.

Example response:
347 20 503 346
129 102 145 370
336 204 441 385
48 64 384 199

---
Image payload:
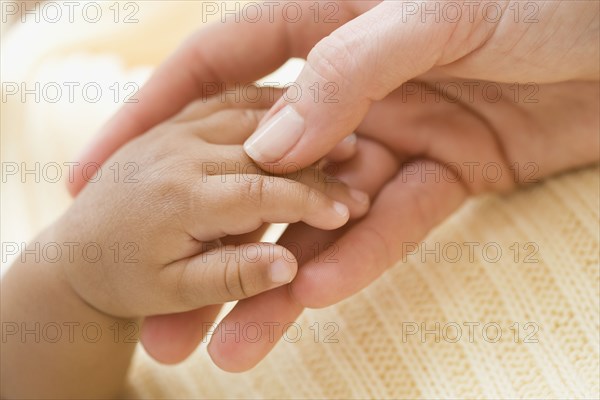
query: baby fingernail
244 105 305 163
343 133 357 145
350 189 369 204
270 259 295 284
333 201 349 218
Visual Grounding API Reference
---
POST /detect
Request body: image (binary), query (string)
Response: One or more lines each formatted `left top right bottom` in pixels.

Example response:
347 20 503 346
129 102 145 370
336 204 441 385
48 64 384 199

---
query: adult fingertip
208 335 257 373
65 177 83 198
140 319 191 365
243 105 305 163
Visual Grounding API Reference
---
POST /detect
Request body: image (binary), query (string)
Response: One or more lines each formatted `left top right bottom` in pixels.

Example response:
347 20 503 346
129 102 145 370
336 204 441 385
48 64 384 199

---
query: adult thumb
243 1 456 172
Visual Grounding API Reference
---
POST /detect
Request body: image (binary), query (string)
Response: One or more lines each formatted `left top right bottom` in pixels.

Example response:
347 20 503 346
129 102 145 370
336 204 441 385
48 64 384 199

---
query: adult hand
67 0 599 369
69 1 598 195
207 77 599 371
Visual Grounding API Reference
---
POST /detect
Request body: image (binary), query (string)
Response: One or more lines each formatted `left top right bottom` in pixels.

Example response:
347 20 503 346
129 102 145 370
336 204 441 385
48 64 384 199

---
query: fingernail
333 201 349 218
269 258 295 284
244 105 305 163
350 189 370 204
343 133 357 145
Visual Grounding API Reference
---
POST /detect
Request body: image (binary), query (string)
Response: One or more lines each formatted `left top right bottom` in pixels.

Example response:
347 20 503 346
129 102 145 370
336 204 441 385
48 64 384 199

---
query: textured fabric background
2 2 599 399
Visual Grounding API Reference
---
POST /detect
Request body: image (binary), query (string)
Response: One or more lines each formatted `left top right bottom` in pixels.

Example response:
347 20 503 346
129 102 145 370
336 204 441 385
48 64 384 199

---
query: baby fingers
161 243 297 309
185 173 353 240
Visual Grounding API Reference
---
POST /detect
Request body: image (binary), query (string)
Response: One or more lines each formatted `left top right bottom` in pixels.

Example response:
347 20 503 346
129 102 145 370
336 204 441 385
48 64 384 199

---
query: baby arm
1 95 369 399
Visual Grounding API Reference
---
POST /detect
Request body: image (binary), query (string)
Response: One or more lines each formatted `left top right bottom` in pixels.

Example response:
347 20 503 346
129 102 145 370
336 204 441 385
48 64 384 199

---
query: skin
0 90 369 399
65 0 598 372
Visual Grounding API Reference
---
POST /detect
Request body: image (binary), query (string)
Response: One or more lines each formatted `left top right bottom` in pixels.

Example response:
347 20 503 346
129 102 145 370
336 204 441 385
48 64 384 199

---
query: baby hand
57 94 369 319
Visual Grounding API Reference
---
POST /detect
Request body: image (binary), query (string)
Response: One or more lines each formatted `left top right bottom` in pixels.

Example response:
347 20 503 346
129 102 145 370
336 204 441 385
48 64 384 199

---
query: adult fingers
140 306 222 364
290 159 469 308
208 286 303 372
244 1 458 171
